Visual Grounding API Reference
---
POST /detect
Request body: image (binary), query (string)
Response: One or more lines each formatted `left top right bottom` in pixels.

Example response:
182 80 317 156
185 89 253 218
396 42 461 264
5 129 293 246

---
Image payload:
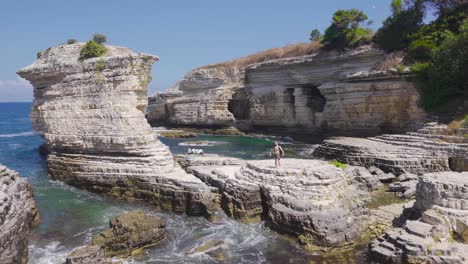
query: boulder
66 211 166 263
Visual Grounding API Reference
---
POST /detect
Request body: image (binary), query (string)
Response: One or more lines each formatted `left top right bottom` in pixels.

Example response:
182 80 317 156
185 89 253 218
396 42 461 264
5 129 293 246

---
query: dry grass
203 41 321 69
447 115 468 130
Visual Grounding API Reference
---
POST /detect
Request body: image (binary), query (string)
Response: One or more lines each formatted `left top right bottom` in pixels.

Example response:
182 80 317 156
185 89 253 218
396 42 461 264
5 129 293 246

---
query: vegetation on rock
372 0 467 112
67 39 77 44
79 40 107 62
309 29 322 41
328 160 347 170
321 9 373 50
92 33 107 44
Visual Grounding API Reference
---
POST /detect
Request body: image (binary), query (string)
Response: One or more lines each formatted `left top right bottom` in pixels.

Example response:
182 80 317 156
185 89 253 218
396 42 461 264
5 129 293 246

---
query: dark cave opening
303 85 326 112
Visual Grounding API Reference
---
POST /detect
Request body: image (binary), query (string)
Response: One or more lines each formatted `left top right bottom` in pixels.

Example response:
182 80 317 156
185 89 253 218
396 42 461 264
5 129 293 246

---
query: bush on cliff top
79 40 107 62
92 33 107 44
321 9 373 50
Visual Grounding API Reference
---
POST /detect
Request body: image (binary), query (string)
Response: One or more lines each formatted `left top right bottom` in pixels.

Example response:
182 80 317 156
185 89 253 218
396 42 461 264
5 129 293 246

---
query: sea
0 102 365 264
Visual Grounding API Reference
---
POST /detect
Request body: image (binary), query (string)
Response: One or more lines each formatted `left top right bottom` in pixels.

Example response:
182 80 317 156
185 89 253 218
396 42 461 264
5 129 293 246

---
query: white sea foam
0 131 35 138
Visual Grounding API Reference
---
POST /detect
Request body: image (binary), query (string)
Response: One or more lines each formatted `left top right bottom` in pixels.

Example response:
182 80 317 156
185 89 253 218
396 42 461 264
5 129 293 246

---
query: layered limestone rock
180 155 370 247
0 165 39 264
369 172 468 263
66 211 166 263
148 46 426 134
147 66 244 127
17 43 219 217
314 123 468 174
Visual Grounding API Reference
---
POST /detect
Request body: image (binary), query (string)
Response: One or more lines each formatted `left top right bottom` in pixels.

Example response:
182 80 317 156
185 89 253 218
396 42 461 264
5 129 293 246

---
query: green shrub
412 20 468 111
79 40 107 62
321 9 373 50
373 8 423 51
405 38 435 62
37 47 51 59
309 29 322 41
95 58 106 71
67 39 77 44
328 160 347 170
92 33 107 44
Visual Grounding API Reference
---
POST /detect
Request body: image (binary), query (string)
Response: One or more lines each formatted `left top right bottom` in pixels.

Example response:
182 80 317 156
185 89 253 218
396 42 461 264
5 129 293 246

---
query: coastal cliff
17 43 219 217
0 165 39 264
148 46 426 135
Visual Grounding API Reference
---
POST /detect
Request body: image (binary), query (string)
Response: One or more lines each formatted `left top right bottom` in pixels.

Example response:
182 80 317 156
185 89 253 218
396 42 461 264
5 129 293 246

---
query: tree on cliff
321 9 373 50
309 29 322 41
92 33 107 44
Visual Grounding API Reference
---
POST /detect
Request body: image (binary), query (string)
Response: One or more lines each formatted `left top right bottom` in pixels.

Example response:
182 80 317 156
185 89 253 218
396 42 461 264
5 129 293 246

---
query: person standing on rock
271 141 285 168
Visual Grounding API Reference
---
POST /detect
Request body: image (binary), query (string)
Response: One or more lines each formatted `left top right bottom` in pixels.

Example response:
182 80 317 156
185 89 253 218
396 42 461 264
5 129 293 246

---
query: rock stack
182 155 370 247
314 123 468 175
369 172 468 263
0 165 39 264
66 211 166 263
17 43 219 217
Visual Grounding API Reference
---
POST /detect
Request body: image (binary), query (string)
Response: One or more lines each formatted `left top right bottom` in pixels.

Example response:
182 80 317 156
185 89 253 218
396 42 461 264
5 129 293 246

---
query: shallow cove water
0 102 366 264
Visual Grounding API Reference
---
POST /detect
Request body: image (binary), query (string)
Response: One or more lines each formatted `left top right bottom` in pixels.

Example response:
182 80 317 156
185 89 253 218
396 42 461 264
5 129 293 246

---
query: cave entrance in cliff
303 85 326 112
228 90 251 120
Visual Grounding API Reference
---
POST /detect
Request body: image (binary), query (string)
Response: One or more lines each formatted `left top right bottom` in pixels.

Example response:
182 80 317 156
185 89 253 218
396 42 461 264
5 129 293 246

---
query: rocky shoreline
13 41 467 263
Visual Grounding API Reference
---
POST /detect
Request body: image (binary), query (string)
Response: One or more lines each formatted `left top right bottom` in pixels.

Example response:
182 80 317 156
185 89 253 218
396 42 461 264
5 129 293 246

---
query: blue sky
0 0 394 102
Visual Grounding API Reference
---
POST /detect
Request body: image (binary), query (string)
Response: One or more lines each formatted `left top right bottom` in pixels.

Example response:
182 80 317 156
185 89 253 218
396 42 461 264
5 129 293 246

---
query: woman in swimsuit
272 141 284 168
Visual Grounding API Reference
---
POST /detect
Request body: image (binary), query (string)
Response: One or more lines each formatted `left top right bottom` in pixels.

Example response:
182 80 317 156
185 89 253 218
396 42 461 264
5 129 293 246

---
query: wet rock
17 43 219 218
187 240 225 262
0 165 39 264
369 172 468 263
66 245 110 264
66 211 166 263
156 130 197 138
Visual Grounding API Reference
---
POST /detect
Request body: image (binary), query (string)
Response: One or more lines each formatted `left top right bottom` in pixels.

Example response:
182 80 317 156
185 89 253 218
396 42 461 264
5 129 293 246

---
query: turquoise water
0 102 362 264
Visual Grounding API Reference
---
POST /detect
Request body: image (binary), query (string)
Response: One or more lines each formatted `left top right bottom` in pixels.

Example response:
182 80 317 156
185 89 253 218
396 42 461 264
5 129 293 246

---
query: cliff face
148 46 426 134
147 66 244 127
0 165 39 264
17 43 219 217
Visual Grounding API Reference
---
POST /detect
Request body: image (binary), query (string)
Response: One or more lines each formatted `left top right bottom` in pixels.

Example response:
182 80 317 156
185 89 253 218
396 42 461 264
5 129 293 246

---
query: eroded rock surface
181 155 370 247
17 43 219 217
0 165 39 264
148 46 426 135
369 172 468 263
66 211 165 263
315 123 468 174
